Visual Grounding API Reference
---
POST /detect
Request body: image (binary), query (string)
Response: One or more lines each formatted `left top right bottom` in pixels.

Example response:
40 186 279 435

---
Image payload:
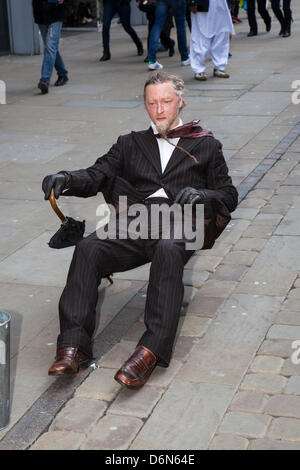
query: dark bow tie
155 120 213 139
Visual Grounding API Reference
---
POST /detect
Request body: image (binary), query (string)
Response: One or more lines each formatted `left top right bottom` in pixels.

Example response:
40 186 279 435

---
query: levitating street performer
42 71 238 389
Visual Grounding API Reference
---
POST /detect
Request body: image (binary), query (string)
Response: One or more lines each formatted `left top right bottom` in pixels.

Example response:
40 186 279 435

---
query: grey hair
144 71 186 109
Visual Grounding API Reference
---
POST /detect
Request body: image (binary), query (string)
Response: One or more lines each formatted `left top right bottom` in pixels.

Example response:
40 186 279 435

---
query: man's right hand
42 173 70 200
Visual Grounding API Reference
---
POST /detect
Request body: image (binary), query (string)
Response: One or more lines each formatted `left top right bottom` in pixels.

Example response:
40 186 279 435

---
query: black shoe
137 43 144 56
54 75 69 87
99 51 111 61
266 21 271 32
168 39 175 57
38 81 49 94
282 29 291 37
247 30 257 37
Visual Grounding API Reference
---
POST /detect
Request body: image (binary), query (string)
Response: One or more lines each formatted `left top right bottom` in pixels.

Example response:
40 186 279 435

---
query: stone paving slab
130 381 236 450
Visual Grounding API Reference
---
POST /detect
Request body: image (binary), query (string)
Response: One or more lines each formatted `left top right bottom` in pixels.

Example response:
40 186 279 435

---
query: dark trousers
102 0 142 52
58 200 195 367
247 0 271 32
271 0 292 28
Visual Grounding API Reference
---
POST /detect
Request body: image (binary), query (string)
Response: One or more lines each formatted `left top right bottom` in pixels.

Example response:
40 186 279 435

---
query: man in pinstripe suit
42 71 238 388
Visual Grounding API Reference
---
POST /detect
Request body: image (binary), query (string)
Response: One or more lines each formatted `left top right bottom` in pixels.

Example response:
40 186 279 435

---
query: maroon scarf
155 120 214 163
155 120 213 139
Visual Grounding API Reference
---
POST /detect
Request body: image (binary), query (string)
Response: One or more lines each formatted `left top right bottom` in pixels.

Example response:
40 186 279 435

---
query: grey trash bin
0 311 10 430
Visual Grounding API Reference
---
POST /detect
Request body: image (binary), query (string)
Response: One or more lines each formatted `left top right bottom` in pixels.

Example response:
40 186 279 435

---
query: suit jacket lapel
131 128 162 176
163 137 200 177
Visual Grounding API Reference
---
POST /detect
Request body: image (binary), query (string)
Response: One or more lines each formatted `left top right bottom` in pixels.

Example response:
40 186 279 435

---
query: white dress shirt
147 119 182 199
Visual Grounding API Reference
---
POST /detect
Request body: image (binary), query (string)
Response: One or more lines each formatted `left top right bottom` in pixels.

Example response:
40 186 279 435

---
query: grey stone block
230 391 268 413
75 368 122 402
267 325 300 341
50 397 107 433
241 373 287 394
209 434 249 450
235 268 296 296
264 395 300 418
30 430 85 450
205 293 283 346
285 376 300 395
81 415 143 450
268 417 300 441
219 411 271 438
176 337 256 386
130 381 235 450
108 385 164 419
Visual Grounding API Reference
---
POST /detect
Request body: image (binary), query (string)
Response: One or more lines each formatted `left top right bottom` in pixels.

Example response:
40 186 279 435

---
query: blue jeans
102 0 142 52
39 22 68 84
148 0 188 63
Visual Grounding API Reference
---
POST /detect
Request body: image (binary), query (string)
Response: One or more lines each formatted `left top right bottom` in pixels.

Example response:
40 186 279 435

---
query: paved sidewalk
0 4 300 450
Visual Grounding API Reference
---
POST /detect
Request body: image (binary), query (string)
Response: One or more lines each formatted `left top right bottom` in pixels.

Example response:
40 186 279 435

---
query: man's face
145 81 183 135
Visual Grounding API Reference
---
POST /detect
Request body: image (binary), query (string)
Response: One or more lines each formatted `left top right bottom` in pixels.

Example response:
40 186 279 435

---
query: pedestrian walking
99 0 144 61
189 0 234 81
271 0 292 37
32 0 69 95
137 0 175 62
246 0 272 36
147 0 190 70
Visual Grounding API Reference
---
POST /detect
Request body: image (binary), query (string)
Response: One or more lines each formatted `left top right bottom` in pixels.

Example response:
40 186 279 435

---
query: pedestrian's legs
271 0 286 32
282 0 292 36
257 0 271 28
118 3 143 53
190 15 210 74
101 0 116 54
210 32 230 72
148 0 168 63
39 21 64 84
246 0 258 33
171 0 189 61
54 50 68 78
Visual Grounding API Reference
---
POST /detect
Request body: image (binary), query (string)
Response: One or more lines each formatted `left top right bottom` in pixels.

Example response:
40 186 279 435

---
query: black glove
42 172 71 200
175 187 208 206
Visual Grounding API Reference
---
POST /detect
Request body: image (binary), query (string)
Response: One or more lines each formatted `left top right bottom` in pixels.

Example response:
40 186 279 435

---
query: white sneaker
181 57 190 66
148 61 163 70
195 72 207 81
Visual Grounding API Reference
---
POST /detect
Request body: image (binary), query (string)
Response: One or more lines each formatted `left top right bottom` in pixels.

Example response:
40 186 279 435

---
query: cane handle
49 188 66 222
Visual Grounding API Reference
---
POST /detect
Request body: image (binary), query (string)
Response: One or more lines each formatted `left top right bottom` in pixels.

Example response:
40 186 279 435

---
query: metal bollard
0 311 10 430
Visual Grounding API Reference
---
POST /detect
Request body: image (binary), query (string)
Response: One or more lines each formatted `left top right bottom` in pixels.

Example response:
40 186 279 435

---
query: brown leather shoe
114 346 157 389
48 347 91 376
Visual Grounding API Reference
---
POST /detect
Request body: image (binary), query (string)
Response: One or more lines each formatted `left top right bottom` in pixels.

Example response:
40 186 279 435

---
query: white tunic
192 0 235 38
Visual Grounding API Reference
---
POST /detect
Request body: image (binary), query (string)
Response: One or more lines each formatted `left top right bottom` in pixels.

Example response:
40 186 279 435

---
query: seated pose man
42 71 238 389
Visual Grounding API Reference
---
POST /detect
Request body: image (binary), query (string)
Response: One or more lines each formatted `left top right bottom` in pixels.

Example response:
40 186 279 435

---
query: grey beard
155 121 169 137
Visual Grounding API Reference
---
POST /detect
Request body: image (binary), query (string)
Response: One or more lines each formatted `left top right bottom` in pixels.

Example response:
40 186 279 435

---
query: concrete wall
7 0 40 54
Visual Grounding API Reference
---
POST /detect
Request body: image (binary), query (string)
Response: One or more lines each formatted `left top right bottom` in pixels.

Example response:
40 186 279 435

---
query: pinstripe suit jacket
64 127 238 249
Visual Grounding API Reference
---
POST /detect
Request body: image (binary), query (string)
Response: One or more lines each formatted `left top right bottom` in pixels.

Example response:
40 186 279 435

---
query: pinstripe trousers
57 199 195 367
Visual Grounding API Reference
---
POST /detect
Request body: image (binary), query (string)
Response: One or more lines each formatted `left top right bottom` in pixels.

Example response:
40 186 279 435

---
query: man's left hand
175 187 208 206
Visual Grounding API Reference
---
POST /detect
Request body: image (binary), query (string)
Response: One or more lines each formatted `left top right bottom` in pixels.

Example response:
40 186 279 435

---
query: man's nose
157 103 164 113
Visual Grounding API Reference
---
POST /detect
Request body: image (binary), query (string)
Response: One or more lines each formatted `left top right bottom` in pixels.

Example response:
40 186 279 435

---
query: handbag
189 0 209 12
138 0 157 13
